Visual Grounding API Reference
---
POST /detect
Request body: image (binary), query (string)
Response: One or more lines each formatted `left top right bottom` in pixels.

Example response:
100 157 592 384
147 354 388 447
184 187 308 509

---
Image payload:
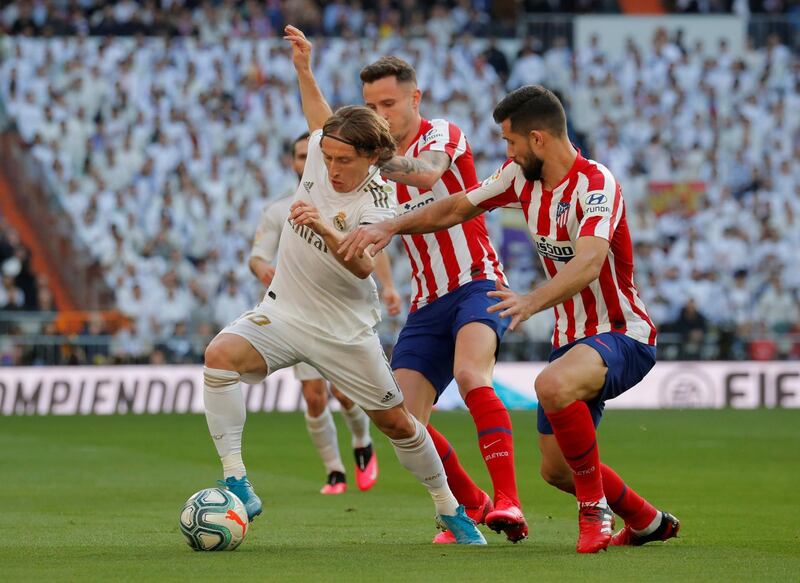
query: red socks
426 424 483 508
545 401 604 503
601 464 658 530
464 386 520 507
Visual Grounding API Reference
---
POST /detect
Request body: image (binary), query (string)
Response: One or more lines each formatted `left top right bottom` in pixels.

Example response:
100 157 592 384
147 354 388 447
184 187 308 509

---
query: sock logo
483 451 509 461
574 465 596 476
424 472 443 482
213 434 224 440
482 439 501 450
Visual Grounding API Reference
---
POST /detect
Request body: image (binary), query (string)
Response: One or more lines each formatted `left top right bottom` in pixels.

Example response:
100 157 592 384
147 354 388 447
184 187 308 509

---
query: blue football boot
437 505 487 545
219 475 262 522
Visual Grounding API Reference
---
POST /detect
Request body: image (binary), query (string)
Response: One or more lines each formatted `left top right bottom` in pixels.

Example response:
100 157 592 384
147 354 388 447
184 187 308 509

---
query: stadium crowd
0 8 798 365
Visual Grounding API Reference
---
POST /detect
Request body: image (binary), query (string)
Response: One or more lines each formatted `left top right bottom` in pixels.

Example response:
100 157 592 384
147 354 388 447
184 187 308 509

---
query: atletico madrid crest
556 202 570 228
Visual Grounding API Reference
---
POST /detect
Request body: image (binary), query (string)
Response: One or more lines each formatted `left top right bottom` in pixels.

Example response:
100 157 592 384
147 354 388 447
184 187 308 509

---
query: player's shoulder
418 117 461 146
477 158 520 190
360 171 395 209
577 155 619 196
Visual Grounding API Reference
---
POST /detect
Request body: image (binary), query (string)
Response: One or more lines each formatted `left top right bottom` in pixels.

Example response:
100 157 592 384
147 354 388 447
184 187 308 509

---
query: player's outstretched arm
373 251 402 316
284 25 332 133
338 191 482 261
380 151 451 190
488 236 609 330
289 200 375 278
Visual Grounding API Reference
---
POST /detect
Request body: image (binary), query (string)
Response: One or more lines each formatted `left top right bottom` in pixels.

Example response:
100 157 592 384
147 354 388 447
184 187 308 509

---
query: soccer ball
179 488 249 551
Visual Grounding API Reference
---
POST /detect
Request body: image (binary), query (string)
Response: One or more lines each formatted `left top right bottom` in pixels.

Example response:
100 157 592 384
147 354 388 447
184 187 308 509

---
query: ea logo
586 193 607 206
658 368 716 408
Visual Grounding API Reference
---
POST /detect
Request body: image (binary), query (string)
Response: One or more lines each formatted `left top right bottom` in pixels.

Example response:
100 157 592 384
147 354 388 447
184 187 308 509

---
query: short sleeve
578 164 622 241
299 129 324 186
249 199 288 263
417 119 465 162
358 180 397 225
466 159 520 211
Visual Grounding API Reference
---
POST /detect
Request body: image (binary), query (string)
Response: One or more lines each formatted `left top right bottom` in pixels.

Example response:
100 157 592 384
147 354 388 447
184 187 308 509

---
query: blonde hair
322 105 396 165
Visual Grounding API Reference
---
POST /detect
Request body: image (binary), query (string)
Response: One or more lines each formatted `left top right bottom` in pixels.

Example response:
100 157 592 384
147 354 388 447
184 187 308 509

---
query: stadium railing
515 13 799 49
0 132 114 310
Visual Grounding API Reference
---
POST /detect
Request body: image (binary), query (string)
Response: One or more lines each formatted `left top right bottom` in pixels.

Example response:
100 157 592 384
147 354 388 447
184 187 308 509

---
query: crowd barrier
2 361 798 415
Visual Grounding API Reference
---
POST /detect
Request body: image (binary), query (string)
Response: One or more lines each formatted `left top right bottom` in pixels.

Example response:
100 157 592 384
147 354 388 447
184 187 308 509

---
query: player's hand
380 286 402 317
283 25 312 71
339 222 394 261
487 279 537 331
289 200 328 236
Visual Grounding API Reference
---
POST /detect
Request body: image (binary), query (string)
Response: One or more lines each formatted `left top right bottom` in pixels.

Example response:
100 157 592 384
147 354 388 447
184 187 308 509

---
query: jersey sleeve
466 159 520 211
300 129 324 187
358 180 397 225
417 119 466 163
577 164 622 241
250 199 287 263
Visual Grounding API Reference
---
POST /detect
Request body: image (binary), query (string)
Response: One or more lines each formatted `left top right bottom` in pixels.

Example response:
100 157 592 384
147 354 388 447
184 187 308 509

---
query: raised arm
380 150 451 190
284 25 332 133
338 191 483 261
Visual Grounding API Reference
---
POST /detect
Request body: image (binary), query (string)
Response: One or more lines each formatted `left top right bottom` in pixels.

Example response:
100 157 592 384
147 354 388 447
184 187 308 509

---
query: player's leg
452 282 526 542
204 331 268 521
299 374 347 494
538 433 680 546
535 343 612 552
392 304 491 536
331 384 377 491
395 368 491 543
310 332 485 544
366 403 485 544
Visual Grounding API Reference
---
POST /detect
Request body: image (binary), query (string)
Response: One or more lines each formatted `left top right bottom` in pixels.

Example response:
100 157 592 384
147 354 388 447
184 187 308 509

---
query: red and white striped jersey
392 118 505 312
466 153 657 348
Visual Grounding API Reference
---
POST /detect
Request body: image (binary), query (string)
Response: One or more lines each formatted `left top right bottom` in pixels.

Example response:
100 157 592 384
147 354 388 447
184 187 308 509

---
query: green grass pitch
2 409 798 582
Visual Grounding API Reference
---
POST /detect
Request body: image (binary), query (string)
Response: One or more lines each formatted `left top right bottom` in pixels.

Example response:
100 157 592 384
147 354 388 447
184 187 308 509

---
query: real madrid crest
333 211 347 232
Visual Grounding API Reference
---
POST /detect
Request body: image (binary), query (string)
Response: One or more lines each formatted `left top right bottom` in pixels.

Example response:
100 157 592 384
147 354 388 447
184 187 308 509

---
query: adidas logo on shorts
381 391 394 403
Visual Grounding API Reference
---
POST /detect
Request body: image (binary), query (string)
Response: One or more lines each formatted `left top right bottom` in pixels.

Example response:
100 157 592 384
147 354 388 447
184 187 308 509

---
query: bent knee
375 411 415 441
540 465 575 494
534 368 566 407
204 338 235 370
453 367 490 393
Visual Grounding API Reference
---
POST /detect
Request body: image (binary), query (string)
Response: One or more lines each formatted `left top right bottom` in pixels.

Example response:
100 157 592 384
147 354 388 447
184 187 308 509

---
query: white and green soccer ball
179 488 249 551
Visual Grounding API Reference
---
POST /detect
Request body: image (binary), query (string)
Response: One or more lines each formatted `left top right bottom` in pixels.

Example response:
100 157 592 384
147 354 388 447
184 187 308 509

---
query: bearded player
341 85 680 553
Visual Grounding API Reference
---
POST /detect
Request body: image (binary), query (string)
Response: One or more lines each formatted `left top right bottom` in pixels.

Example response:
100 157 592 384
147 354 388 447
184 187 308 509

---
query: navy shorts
391 279 509 402
537 332 656 434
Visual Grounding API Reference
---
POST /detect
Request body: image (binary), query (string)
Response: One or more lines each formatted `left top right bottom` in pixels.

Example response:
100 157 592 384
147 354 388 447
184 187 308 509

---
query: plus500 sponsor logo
401 196 435 214
535 236 575 262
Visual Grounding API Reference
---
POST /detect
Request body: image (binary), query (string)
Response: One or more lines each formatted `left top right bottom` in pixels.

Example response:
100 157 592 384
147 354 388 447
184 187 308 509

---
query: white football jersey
267 129 397 341
250 195 292 264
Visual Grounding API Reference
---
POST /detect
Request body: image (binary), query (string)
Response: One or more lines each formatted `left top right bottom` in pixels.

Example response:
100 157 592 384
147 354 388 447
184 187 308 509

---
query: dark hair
360 56 417 85
292 132 310 157
322 105 396 165
492 85 567 137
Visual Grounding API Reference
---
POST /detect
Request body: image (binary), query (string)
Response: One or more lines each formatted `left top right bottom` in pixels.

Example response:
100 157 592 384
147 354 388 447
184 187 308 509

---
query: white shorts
220 304 403 411
293 361 323 382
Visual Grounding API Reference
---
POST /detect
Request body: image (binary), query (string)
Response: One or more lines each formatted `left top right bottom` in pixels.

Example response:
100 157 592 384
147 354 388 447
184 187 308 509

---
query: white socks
632 511 663 536
340 403 372 449
203 367 247 479
390 416 459 516
305 407 346 474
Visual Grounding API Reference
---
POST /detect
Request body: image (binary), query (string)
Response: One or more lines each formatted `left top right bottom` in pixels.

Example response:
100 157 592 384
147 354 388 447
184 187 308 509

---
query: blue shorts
391 279 509 402
537 332 656 434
